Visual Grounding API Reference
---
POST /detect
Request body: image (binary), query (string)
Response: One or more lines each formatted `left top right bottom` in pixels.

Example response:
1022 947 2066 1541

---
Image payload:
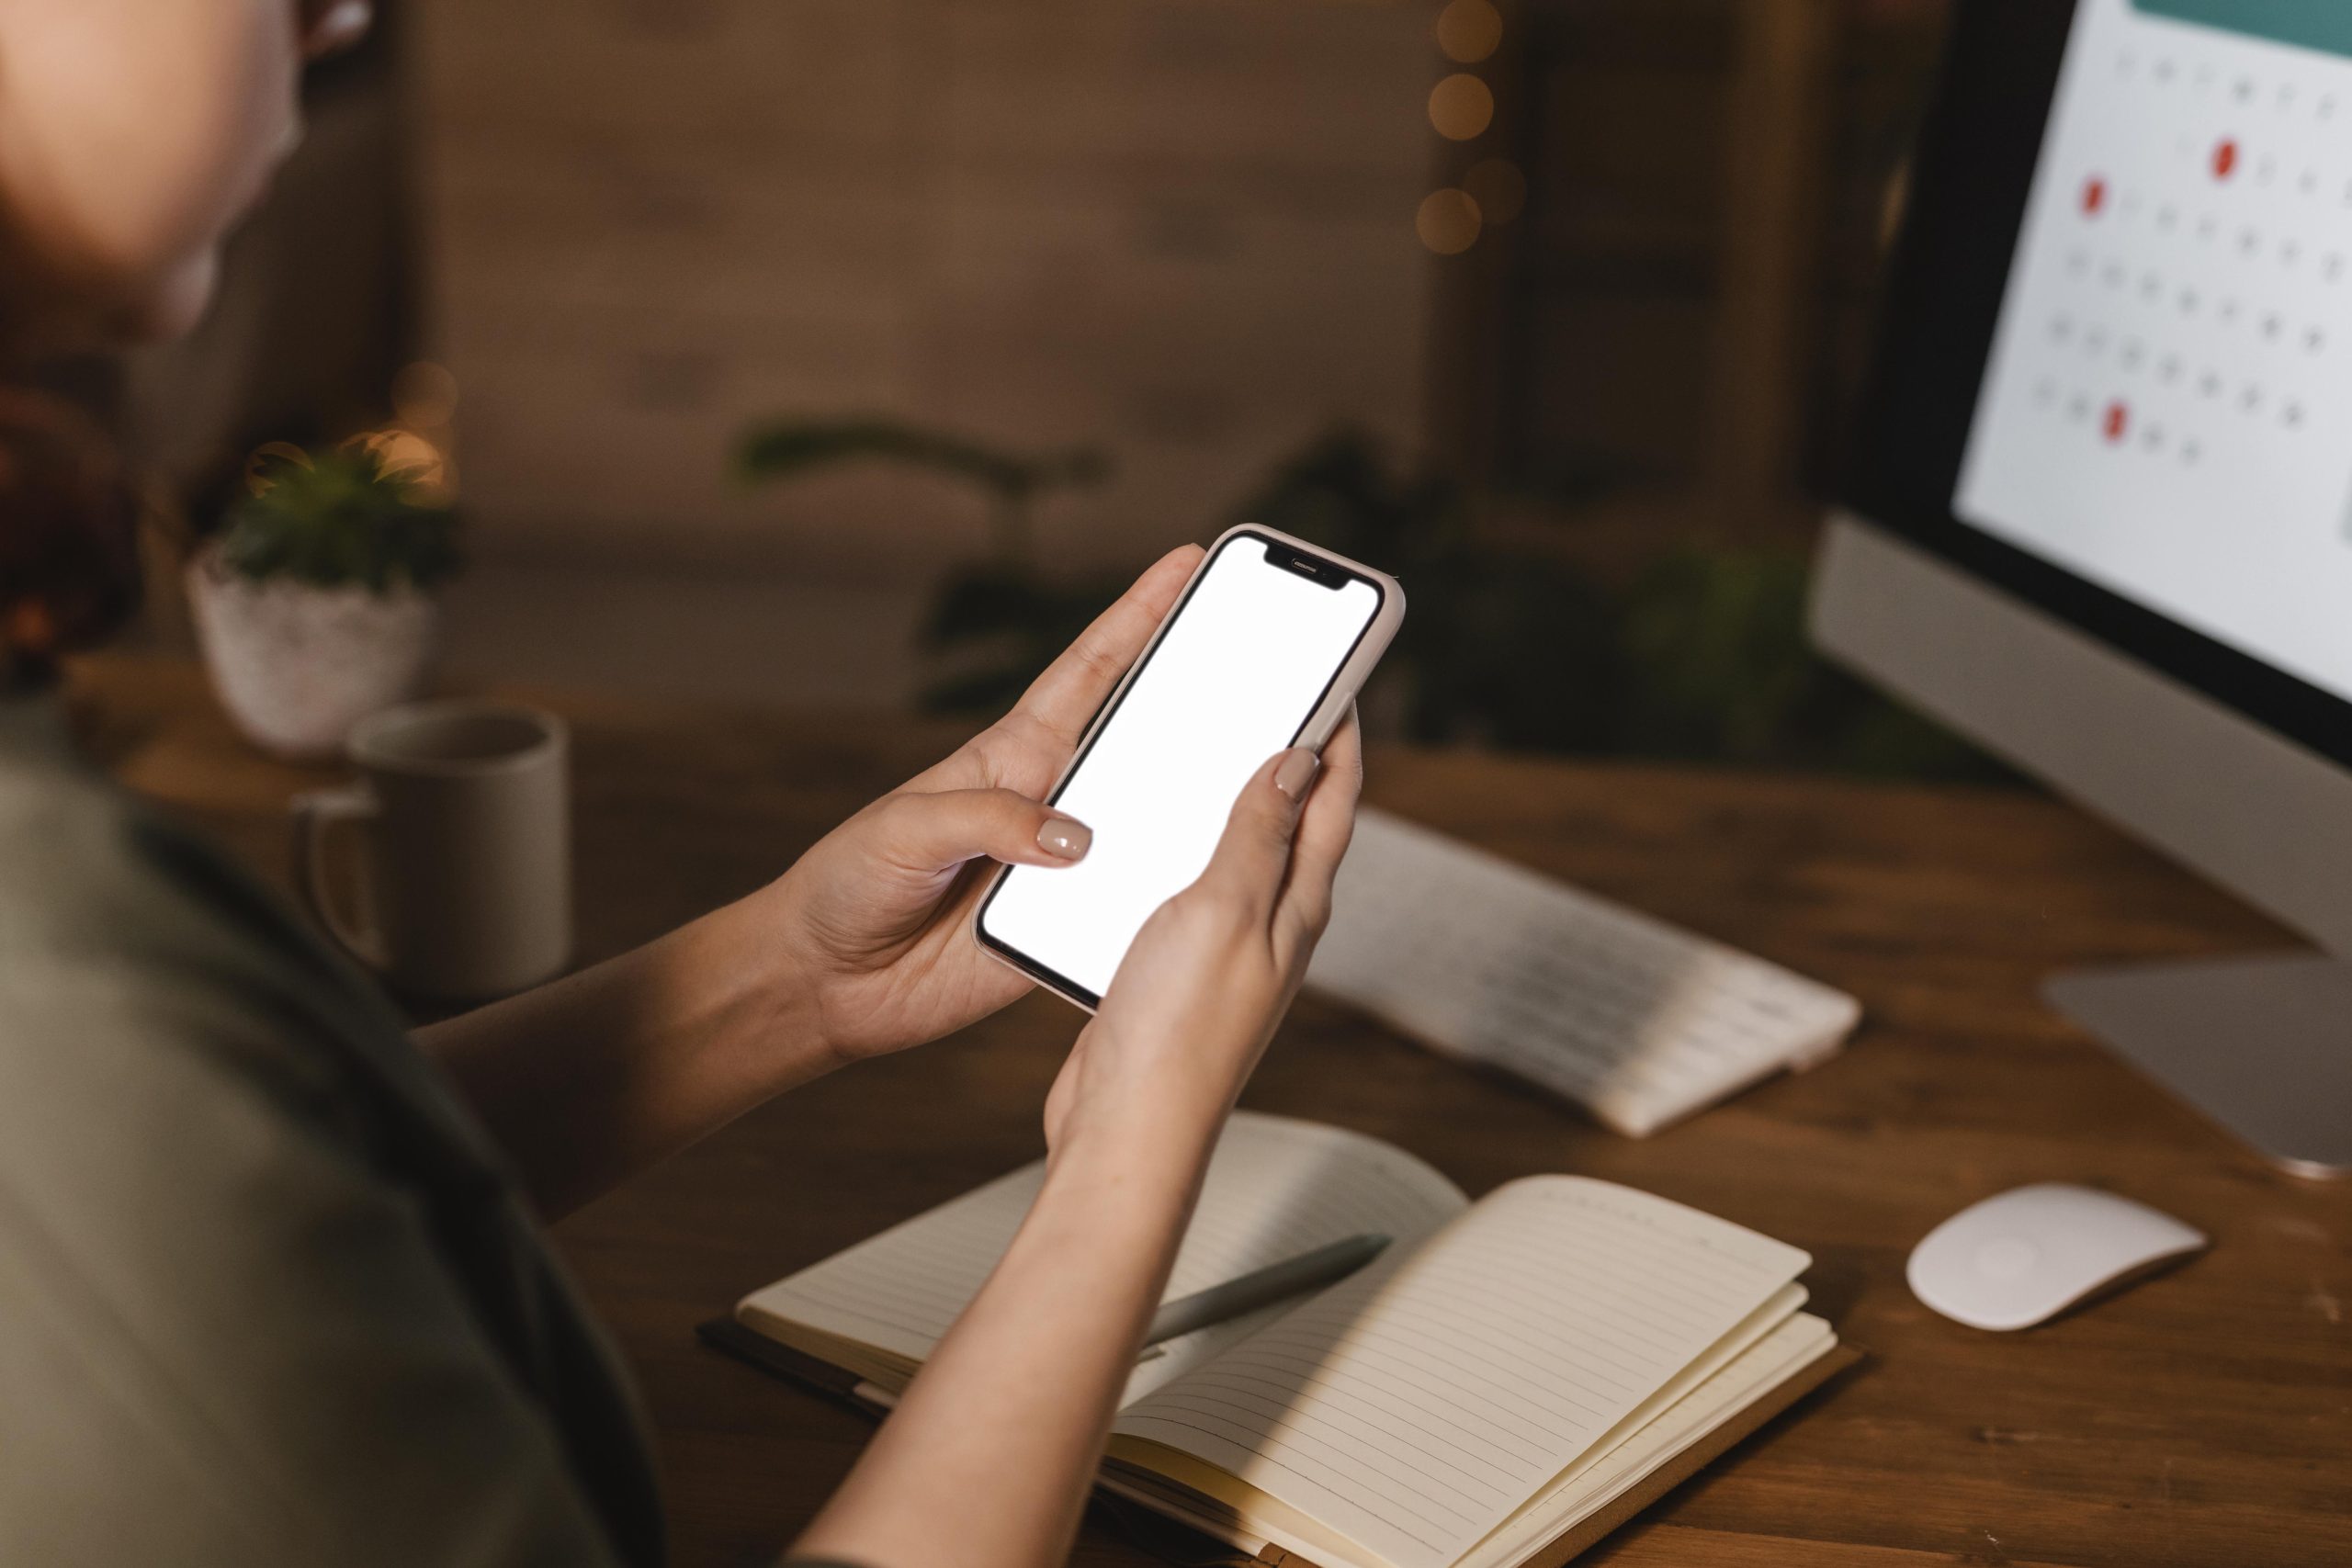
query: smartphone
975 525 1404 1010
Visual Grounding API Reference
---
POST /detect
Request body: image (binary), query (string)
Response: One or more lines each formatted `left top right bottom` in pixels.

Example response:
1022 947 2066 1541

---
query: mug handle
292 783 389 971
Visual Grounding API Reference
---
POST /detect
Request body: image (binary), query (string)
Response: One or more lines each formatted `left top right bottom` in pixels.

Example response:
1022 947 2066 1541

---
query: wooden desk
71 656 2352 1568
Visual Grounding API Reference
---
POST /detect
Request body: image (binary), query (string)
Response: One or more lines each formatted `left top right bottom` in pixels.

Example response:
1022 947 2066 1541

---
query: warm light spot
2081 175 2106 215
351 428 455 500
1464 158 1526 224
1416 188 1483 254
1428 73 1495 141
2212 137 2238 179
1435 0 1502 63
391 361 460 428
6 601 57 656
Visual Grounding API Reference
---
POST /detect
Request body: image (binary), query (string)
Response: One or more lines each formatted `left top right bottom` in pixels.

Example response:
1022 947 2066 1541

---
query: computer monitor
1814 0 2352 1176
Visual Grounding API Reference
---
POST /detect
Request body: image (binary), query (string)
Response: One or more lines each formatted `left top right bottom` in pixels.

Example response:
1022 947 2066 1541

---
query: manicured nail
1037 816 1092 861
1272 749 1320 801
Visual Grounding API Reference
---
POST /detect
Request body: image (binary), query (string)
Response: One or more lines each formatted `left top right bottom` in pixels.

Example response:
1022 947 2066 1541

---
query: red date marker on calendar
2082 175 2108 214
2213 138 2239 180
2103 400 2130 442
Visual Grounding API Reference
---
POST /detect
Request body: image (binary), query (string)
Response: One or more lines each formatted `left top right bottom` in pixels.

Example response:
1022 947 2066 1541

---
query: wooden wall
407 0 1443 581
1435 0 1951 562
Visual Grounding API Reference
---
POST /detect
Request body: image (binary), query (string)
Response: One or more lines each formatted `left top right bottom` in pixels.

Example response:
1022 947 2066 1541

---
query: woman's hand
1042 713 1363 1156
764 545 1204 1064
791 715 1363 1568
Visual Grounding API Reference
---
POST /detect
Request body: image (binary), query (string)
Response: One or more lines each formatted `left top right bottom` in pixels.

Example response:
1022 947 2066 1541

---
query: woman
0 6 1362 1565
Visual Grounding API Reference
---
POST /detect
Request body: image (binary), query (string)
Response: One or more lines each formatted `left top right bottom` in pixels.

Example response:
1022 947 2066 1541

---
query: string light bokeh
1417 188 1483 255
1419 1 1521 254
1435 0 1503 63
1428 73 1496 141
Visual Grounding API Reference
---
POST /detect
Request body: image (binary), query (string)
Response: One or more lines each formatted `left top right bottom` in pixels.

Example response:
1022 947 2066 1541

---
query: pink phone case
973 524 1407 1011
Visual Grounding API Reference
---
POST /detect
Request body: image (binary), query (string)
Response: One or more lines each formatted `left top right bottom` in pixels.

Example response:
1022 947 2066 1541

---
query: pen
1140 1233 1392 1352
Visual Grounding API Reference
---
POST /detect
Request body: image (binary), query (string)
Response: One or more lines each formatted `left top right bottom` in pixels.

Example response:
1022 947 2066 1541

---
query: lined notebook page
1454 1314 1835 1568
1109 1177 1810 1568
1528 1278 1807 1506
737 1112 1469 1401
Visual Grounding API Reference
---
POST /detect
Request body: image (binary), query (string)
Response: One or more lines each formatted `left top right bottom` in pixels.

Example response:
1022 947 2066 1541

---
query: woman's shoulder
0 700 408 1128
0 716 654 1568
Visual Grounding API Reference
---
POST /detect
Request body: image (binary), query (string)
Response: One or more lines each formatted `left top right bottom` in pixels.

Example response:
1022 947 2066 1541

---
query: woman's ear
299 0 374 61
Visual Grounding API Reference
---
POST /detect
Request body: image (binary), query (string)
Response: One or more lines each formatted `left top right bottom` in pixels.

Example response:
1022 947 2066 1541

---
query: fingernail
1037 816 1092 861
1272 749 1320 802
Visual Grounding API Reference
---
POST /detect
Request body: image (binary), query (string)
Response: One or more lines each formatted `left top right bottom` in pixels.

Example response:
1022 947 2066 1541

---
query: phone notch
1263 541 1349 590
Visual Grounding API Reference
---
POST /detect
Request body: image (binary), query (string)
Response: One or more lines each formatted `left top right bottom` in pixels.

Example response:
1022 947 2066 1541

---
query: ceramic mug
294 700 572 999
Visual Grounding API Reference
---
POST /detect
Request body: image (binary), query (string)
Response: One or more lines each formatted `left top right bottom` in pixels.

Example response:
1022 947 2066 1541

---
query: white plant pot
187 547 441 760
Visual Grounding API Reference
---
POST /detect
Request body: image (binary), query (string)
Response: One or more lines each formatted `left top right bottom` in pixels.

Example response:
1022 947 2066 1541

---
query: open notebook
718 1113 1853 1568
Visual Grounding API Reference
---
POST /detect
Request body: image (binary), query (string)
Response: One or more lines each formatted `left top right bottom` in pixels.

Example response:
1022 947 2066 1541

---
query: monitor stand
2045 953 2352 1179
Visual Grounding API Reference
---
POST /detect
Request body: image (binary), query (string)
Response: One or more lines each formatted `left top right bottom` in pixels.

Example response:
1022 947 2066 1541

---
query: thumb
871 787 1092 875
1194 748 1320 919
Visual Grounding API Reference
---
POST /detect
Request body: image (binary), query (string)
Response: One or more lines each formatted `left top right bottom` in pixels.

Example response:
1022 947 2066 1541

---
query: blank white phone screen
981 536 1382 1000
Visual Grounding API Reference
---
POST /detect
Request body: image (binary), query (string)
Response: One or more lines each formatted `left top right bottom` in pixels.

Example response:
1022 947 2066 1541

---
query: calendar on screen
1958 0 2352 704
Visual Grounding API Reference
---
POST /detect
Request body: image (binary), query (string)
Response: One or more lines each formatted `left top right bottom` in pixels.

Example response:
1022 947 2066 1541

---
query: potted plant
187 439 462 759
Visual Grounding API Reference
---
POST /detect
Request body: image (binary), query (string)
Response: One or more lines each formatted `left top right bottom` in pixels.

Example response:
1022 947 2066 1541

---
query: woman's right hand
793 713 1363 1568
1041 711 1363 1156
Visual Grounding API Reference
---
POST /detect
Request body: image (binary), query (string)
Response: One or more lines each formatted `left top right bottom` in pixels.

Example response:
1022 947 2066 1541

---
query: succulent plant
217 443 461 595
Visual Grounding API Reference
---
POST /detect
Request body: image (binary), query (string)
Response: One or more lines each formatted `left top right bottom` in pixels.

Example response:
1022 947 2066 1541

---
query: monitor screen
1954 0 2352 707
1841 0 2352 767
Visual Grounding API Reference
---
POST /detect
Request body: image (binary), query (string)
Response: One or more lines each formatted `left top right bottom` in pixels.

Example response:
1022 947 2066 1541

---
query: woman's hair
0 389 141 688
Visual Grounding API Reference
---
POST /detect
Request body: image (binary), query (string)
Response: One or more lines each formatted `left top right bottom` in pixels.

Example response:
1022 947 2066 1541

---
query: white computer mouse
1906 1183 2207 1331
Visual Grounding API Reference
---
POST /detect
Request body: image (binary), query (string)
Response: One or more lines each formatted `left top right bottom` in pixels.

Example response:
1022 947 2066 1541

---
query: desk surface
72 655 2352 1568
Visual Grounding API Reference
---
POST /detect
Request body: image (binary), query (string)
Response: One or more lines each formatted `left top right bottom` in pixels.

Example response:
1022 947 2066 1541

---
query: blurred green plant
738 417 1109 562
735 414 2000 780
738 416 1124 711
1246 432 1998 777
1611 547 1996 776
219 445 461 594
1224 434 1613 751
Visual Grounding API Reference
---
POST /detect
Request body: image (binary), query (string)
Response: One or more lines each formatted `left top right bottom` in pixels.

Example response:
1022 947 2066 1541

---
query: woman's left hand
763 545 1204 1064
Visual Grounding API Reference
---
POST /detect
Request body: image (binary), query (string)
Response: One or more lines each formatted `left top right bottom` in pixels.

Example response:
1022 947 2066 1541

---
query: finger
1010 545 1204 750
872 787 1092 877
1193 747 1319 922
1276 707 1363 951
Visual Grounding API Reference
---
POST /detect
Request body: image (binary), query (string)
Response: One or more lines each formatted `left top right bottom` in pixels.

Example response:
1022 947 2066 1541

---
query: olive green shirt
0 694 664 1565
